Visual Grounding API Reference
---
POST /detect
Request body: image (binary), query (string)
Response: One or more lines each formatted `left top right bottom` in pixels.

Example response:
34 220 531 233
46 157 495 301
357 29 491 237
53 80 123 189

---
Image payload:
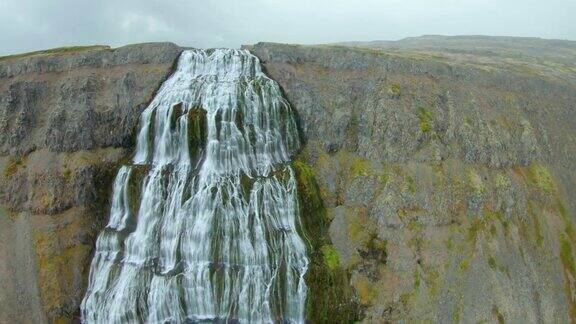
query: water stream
81 49 308 323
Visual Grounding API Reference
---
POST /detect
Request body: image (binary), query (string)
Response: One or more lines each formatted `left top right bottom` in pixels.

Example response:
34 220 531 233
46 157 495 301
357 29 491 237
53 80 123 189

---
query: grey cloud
0 0 574 56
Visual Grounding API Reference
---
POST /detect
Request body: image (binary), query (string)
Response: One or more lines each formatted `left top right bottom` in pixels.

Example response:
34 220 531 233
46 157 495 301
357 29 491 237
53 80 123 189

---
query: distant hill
336 35 576 85
338 35 576 64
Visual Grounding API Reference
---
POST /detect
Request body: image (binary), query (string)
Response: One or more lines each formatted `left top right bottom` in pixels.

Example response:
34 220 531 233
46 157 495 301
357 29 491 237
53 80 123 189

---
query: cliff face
1 38 575 323
0 43 181 323
250 40 576 322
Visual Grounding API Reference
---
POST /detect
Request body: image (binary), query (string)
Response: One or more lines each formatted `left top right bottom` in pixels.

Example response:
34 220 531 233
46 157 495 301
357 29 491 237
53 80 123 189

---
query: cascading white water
81 49 309 323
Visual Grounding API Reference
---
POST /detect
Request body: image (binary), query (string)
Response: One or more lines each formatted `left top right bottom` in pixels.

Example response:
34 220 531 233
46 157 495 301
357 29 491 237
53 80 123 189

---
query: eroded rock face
1 39 575 323
0 43 181 323
251 42 576 323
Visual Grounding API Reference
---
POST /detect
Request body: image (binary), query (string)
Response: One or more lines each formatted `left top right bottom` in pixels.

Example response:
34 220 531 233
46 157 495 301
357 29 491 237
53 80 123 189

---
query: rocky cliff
0 43 182 323
250 38 576 323
1 37 575 323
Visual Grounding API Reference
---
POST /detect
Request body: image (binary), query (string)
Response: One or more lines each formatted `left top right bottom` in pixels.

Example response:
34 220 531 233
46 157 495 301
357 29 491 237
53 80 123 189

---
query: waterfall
81 49 309 323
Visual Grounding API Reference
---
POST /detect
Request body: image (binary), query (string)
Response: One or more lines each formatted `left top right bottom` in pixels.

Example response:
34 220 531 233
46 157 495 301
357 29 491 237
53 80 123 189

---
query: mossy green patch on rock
292 158 360 323
321 245 340 270
388 83 402 98
467 169 485 194
293 159 328 225
526 163 556 194
417 105 434 133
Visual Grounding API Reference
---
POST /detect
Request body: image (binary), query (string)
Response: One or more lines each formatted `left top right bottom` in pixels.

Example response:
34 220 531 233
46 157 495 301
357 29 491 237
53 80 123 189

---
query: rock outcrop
0 43 182 323
250 40 576 322
1 37 575 323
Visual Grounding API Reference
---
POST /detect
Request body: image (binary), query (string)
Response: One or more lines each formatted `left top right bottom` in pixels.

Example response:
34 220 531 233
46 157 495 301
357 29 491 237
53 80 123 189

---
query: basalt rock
250 40 576 323
1 37 575 323
0 43 182 323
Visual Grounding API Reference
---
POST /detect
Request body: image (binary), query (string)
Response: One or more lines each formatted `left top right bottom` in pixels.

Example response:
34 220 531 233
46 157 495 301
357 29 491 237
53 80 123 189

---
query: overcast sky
0 0 575 56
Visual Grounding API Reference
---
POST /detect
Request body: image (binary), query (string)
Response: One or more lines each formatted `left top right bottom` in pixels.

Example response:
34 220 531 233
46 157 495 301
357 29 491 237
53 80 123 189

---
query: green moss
417 106 434 133
488 224 496 237
557 200 576 245
467 218 485 243
400 292 411 307
292 158 360 323
483 208 509 236
389 83 402 98
425 269 440 297
452 296 464 323
379 172 390 187
407 219 423 232
495 173 510 189
459 258 470 272
406 175 417 194
321 245 340 270
445 237 454 251
62 167 72 182
533 216 544 248
559 201 570 221
467 169 485 194
526 163 555 194
488 256 497 270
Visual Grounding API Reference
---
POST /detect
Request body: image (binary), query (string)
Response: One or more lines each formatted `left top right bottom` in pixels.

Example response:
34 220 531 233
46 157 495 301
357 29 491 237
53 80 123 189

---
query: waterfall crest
81 49 308 323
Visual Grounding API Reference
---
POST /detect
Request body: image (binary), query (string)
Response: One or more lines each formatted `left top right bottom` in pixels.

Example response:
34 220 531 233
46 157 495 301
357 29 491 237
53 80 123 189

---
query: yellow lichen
4 156 26 177
417 106 434 133
353 275 378 305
